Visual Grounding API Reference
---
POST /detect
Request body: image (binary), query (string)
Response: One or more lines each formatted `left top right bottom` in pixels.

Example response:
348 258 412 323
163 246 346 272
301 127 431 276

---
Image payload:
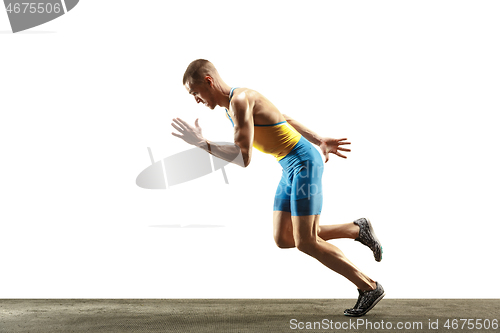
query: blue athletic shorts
273 136 324 216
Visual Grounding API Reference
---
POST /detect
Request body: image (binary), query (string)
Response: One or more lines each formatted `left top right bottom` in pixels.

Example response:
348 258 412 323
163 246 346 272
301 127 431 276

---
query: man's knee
274 234 295 249
295 237 318 255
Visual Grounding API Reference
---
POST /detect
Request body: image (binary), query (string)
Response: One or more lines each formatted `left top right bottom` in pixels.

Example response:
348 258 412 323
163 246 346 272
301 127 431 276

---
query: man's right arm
171 118 246 167
198 93 254 168
200 140 246 168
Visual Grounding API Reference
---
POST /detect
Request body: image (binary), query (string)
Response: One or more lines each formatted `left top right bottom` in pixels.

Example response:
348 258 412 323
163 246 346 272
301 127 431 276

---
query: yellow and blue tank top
226 88 301 161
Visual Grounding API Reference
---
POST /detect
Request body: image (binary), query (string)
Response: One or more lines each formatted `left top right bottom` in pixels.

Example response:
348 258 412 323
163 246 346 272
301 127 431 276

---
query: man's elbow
240 154 251 168
233 144 251 168
231 148 251 168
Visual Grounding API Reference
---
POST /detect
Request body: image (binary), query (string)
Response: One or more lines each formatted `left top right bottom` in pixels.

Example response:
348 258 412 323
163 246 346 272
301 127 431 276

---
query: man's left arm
283 114 351 162
283 114 322 145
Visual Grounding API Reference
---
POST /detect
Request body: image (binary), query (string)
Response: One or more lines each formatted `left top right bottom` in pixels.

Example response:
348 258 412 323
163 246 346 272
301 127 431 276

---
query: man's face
184 78 215 110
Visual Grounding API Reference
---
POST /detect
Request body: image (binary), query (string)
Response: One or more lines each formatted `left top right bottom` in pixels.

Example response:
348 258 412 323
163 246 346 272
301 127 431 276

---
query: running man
171 59 384 316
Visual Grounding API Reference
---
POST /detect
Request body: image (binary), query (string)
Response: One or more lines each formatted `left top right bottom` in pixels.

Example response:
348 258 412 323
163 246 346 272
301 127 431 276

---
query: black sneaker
353 218 383 262
344 282 385 317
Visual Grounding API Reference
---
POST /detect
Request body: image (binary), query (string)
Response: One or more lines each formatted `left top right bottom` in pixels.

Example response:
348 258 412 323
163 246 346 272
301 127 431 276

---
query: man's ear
204 75 214 87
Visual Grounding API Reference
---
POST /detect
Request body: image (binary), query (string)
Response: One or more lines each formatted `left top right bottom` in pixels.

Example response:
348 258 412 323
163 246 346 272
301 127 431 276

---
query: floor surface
1 299 499 332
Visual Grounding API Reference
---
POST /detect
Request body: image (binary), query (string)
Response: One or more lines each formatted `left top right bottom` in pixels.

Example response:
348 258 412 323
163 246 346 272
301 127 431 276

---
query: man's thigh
273 210 294 247
291 214 321 245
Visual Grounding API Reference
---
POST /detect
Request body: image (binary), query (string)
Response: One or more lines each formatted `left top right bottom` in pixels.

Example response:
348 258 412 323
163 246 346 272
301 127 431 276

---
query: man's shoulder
233 87 257 99
231 88 257 111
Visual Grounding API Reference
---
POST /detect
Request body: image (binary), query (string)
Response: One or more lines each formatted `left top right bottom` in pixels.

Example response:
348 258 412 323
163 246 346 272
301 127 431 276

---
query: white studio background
1 1 499 298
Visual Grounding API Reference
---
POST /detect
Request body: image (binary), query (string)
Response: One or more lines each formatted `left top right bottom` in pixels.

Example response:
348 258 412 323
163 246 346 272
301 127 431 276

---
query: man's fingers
195 118 200 128
171 132 183 138
335 152 347 159
175 117 191 128
338 147 351 152
339 141 351 146
172 118 186 130
171 122 184 133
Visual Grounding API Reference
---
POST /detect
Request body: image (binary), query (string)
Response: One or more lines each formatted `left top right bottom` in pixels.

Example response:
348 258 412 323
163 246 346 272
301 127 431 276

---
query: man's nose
195 96 201 103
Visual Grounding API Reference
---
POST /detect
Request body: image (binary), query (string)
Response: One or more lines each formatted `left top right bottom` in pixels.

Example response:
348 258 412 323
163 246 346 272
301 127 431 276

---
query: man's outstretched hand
171 118 205 147
319 137 351 162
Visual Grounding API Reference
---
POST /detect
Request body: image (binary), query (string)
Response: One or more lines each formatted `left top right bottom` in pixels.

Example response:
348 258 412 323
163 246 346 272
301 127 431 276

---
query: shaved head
182 59 231 110
183 59 220 85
